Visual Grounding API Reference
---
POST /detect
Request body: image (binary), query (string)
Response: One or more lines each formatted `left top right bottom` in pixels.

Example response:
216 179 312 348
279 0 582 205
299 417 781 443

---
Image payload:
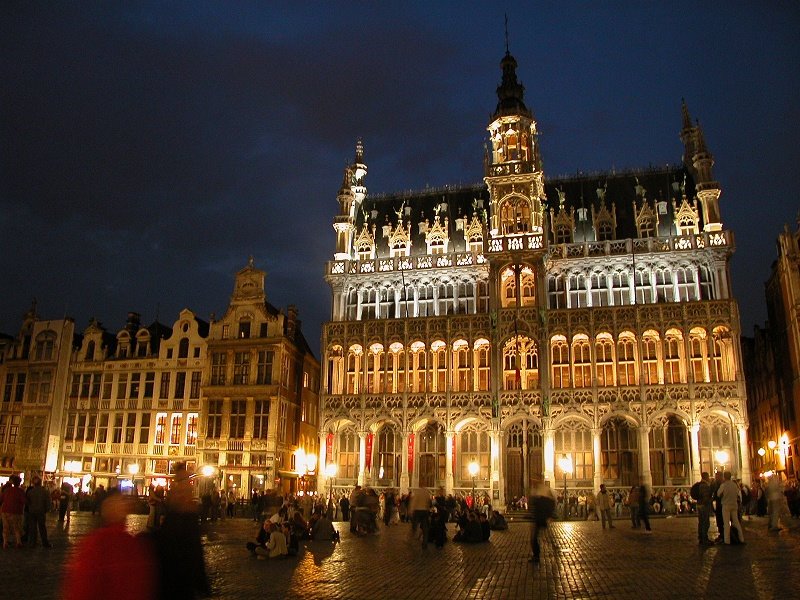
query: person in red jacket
1 475 26 548
62 488 157 600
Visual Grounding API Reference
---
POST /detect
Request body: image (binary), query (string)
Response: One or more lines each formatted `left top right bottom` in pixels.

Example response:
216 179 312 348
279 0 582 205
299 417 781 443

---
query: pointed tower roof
493 50 531 120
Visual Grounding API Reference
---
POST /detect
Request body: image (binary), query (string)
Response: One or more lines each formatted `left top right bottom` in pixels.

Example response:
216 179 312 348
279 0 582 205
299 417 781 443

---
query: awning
276 470 299 479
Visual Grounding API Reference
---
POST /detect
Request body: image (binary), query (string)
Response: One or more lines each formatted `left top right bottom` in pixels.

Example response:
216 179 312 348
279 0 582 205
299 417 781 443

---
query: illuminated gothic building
319 50 749 505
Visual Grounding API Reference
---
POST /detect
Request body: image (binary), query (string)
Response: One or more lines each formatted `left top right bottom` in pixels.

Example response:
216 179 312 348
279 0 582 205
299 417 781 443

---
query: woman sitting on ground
488 510 508 530
311 512 340 542
254 522 288 559
246 520 270 555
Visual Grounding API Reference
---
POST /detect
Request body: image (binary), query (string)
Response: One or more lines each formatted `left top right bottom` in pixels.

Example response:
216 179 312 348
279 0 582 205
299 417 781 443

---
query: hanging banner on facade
365 432 374 470
452 434 457 477
326 433 334 465
407 433 415 473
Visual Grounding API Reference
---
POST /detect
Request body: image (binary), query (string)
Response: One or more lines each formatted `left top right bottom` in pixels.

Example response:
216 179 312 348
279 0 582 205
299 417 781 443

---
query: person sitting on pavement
255 522 289 559
479 512 491 541
311 512 339 542
246 520 270 555
488 510 508 530
292 511 310 540
453 511 484 543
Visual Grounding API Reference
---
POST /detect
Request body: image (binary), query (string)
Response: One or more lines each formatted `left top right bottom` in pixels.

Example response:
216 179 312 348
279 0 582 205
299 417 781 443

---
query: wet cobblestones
1 512 798 599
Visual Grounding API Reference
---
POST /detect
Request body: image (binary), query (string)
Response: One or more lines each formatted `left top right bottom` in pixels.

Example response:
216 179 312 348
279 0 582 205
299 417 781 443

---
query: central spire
493 27 530 120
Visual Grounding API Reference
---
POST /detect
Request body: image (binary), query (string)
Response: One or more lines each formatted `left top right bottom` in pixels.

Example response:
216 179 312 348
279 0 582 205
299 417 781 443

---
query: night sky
2 2 799 357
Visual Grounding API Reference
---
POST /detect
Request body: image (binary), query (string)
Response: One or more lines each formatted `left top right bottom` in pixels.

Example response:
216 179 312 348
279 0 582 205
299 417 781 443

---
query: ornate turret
333 140 369 260
691 121 723 232
484 42 545 238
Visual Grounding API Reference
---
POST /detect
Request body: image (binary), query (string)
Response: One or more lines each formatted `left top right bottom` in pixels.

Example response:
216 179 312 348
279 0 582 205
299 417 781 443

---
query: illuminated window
617 334 637 386
551 336 570 388
595 334 615 387
170 413 182 445
253 400 270 439
155 413 167 445
642 333 660 384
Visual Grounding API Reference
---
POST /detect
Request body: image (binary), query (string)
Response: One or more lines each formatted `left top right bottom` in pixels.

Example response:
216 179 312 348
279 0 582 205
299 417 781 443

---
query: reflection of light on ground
561 522 575 536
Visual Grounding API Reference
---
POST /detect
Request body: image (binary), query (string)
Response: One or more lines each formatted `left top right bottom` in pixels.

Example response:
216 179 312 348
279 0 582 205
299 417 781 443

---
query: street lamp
305 452 317 497
325 463 338 503
128 463 140 496
468 460 479 508
714 449 729 473
558 455 573 519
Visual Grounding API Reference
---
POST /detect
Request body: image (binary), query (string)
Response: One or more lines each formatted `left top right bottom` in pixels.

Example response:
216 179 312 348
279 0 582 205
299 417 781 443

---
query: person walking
529 483 556 564
409 486 432 549
717 471 744 545
596 484 615 529
710 471 725 542
627 485 640 528
25 475 51 547
638 480 652 534
692 472 713 545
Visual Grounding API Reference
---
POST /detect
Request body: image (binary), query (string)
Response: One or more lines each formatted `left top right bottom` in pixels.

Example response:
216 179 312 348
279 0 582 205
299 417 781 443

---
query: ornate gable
425 215 450 254
592 200 617 241
549 191 574 244
673 194 700 235
388 219 411 256
353 225 376 260
633 197 658 238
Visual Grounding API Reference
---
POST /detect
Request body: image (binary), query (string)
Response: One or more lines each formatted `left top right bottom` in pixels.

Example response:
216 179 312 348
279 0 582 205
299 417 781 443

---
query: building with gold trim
319 50 749 506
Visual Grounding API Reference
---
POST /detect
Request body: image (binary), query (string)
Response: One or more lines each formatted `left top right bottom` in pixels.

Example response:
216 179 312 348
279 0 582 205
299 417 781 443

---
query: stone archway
504 419 542 501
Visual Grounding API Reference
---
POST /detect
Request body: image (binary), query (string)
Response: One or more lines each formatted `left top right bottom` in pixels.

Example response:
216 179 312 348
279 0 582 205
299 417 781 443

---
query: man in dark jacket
529 483 556 564
694 472 713 545
26 476 51 547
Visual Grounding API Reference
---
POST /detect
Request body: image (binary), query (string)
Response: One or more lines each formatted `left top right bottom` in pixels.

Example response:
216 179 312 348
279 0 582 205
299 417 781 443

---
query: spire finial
504 14 509 54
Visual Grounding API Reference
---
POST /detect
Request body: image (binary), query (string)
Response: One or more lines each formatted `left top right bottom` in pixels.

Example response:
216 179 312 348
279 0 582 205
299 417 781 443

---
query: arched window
548 275 566 309
589 271 609 307
503 336 539 390
474 339 490 391
453 340 471 391
664 329 684 384
366 343 384 393
377 424 401 485
520 267 536 307
499 197 532 235
617 333 637 386
595 333 615 387
85 341 96 362
601 418 639 485
346 345 363 394
699 415 735 476
430 340 447 392
409 342 427 392
711 327 734 382
649 415 690 486
178 338 189 359
327 345 344 395
642 331 660 384
551 335 570 388
688 328 707 383
572 335 591 388
338 427 360 480
501 267 517 308
418 422 446 488
34 331 56 361
554 422 593 482
387 342 405 393
458 422 490 482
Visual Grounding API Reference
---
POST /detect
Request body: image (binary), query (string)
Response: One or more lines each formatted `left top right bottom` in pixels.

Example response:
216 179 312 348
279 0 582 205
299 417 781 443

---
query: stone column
357 431 367 486
521 420 529 496
638 426 652 487
490 429 505 510
400 431 410 493
689 423 701 482
318 432 328 494
543 427 555 487
592 428 603 491
445 430 455 495
737 424 751 483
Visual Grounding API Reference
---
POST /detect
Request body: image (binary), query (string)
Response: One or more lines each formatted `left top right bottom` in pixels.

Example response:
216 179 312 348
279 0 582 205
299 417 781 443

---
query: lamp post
468 460 479 509
128 463 140 496
558 455 573 520
305 453 317 498
325 463 338 503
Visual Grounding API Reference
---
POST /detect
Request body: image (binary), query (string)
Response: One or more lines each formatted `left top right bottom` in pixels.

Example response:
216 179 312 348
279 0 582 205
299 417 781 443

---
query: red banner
407 433 415 473
326 433 334 465
365 433 374 471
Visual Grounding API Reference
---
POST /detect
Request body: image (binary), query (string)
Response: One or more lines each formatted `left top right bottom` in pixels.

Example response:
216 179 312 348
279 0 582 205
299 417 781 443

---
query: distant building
745 221 800 480
198 259 320 497
62 309 207 493
0 261 319 498
0 303 74 484
319 49 749 505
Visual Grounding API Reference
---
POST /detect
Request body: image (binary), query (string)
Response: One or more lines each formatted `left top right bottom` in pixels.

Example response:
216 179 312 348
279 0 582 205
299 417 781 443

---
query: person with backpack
691 472 713 545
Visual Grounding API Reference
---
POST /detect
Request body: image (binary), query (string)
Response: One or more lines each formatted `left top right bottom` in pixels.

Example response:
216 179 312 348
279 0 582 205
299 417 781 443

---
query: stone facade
319 51 750 507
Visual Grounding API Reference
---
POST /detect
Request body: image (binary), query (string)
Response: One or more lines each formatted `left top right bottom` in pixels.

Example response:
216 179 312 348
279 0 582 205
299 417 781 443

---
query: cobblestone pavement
1 511 799 599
